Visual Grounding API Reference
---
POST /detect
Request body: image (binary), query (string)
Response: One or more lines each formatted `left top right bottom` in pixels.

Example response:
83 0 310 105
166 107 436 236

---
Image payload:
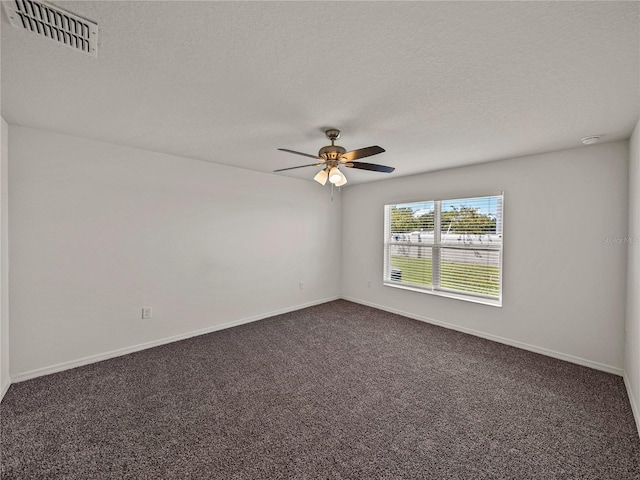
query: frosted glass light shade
329 167 342 184
314 168 328 185
334 172 347 186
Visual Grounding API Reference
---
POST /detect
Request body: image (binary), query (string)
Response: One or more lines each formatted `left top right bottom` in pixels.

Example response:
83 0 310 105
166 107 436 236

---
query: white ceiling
1 1 639 185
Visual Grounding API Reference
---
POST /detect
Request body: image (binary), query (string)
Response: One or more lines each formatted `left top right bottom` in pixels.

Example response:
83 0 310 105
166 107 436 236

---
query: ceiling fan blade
278 148 321 160
273 163 324 172
345 161 395 173
340 145 385 161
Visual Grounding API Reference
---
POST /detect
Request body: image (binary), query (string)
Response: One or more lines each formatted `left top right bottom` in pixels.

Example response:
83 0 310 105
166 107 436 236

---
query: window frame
383 194 503 307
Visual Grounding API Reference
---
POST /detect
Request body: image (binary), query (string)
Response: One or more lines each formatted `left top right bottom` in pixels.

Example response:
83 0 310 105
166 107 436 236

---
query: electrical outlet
299 282 304 290
142 307 152 319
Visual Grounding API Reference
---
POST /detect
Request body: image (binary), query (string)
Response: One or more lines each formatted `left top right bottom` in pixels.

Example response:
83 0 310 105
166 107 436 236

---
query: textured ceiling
1 1 639 185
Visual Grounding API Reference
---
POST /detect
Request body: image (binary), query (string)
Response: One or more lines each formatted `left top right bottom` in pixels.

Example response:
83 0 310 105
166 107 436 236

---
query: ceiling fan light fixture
314 168 329 185
275 129 393 188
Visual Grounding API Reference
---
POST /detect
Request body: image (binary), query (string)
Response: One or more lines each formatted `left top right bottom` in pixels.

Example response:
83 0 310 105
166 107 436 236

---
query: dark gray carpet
1 300 639 479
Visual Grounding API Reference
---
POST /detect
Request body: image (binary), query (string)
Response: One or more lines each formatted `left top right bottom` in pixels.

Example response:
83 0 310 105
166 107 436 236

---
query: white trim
0 378 10 401
10 296 340 383
624 372 640 437
343 296 623 376
7 294 625 386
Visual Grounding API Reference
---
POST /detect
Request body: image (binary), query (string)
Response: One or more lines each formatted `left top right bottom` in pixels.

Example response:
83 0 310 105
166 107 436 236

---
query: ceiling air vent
3 0 98 57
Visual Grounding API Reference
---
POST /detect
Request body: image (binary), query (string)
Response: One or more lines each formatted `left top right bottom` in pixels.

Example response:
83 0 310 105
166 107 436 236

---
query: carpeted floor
1 300 639 479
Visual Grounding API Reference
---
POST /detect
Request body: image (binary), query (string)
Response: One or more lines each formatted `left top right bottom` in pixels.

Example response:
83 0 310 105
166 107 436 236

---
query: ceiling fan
274 129 395 186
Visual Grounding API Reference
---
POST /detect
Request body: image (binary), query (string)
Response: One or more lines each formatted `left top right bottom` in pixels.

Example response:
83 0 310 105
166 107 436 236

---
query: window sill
383 281 502 307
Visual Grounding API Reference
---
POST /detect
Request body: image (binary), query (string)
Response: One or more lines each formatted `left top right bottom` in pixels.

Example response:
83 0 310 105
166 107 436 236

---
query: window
384 194 503 306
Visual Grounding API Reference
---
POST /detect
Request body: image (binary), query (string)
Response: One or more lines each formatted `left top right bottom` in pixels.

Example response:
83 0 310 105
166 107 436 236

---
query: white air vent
3 0 98 57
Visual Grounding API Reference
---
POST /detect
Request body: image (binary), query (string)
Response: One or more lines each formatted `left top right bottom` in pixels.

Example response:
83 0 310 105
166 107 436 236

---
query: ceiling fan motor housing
318 145 346 160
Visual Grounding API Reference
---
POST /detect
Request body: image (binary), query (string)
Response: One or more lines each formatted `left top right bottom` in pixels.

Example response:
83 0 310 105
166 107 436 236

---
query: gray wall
8 126 342 379
1 118 9 398
342 141 629 373
626 118 640 426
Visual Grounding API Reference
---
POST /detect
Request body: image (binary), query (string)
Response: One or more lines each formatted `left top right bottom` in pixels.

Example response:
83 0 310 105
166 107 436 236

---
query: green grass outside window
390 256 499 297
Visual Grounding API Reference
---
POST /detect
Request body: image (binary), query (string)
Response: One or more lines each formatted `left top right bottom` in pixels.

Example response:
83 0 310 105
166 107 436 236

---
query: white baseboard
6 295 624 388
10 296 340 384
343 296 624 376
1 378 10 401
624 372 640 436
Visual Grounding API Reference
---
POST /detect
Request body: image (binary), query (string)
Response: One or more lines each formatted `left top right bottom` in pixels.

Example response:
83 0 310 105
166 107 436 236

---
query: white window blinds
384 194 503 305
